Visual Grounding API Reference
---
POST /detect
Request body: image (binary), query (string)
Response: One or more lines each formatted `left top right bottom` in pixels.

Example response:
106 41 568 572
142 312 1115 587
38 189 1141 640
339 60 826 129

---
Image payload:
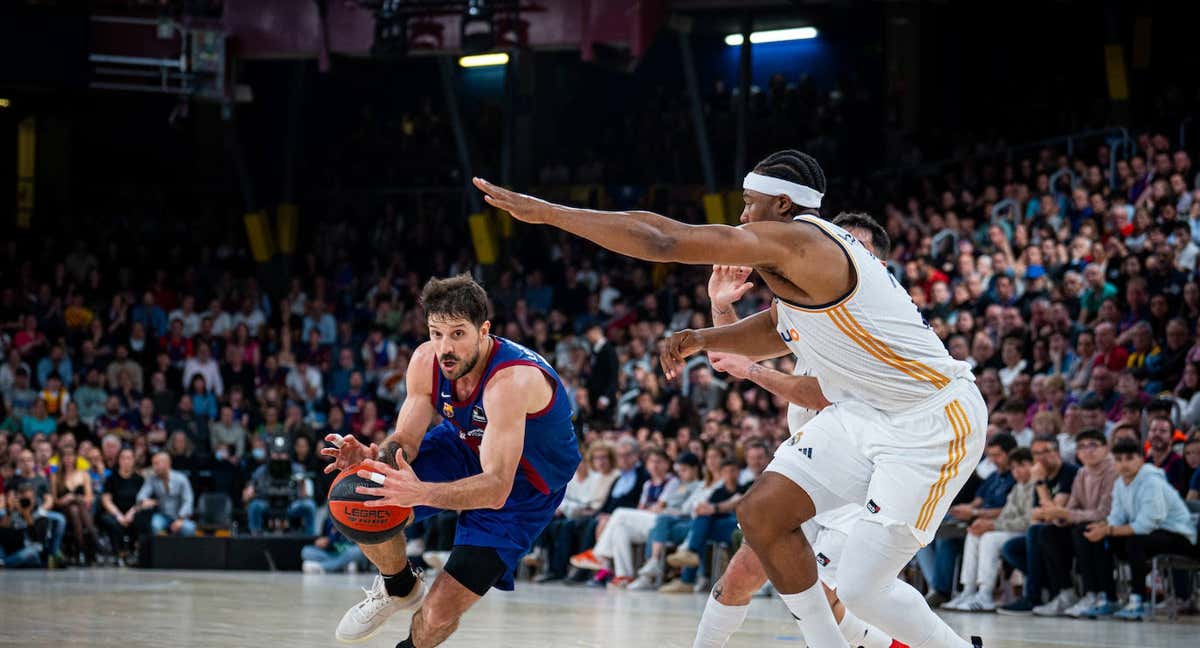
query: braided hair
752 150 827 215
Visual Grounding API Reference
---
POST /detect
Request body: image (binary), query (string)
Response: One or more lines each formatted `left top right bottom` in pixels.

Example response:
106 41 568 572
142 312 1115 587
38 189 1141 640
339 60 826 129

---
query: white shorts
767 377 986 546
800 517 851 590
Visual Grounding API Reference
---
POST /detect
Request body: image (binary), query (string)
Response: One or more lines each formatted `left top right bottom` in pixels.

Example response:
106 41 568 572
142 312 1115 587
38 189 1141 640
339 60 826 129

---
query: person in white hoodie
1083 439 1199 620
532 441 619 582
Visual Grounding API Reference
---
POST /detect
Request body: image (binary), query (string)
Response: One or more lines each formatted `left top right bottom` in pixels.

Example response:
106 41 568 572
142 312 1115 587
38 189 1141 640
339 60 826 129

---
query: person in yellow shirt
38 374 70 416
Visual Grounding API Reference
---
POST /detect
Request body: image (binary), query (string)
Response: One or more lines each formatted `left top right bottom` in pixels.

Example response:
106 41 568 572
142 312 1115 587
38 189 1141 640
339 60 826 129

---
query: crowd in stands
3 125 1200 622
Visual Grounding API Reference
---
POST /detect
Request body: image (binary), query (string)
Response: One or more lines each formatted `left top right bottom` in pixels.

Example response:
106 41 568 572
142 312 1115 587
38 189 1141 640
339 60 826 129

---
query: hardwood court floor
0 569 1195 647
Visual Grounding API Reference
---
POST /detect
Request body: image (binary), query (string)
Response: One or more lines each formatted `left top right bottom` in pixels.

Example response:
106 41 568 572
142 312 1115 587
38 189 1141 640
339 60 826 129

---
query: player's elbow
484 476 513 509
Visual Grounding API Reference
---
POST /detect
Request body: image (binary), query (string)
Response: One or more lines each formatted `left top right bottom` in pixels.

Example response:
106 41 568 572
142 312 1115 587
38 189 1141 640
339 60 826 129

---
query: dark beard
442 349 482 380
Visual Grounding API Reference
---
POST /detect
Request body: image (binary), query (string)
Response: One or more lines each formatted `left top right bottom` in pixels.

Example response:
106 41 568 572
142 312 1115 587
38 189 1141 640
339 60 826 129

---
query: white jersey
774 214 973 413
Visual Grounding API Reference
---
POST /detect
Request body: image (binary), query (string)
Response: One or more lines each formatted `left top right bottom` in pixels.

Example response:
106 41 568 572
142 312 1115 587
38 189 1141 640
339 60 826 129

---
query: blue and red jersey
429 336 580 496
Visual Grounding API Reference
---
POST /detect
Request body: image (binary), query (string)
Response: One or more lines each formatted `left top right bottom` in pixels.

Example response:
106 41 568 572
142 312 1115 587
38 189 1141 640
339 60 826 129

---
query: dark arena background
1 1 1198 647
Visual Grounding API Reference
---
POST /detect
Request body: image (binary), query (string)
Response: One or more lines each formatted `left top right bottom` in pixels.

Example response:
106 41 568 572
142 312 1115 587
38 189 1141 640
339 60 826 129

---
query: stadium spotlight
0 98 10 109
724 27 818 46
459 52 509 68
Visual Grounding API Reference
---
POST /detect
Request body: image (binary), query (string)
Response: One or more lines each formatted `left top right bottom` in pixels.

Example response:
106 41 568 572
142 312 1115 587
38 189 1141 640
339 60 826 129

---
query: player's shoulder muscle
407 342 437 395
739 219 833 263
485 363 551 416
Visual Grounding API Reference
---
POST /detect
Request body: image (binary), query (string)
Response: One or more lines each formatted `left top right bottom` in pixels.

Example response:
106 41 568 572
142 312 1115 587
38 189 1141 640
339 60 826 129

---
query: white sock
838 609 893 648
692 594 750 648
780 583 848 648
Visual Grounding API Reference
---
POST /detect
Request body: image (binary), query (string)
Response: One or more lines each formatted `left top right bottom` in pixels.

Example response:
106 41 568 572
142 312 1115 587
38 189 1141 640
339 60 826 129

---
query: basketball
327 463 412 545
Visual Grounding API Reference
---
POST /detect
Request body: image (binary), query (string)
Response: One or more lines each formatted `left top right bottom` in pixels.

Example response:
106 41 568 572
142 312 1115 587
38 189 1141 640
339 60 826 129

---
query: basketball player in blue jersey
475 151 986 648
321 274 581 648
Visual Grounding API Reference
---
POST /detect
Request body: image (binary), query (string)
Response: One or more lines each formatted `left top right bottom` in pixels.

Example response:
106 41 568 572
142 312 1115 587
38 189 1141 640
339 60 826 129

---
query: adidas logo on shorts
797 447 813 459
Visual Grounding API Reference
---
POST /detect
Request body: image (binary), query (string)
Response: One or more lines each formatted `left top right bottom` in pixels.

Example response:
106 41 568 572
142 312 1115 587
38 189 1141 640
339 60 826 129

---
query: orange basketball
327 463 413 545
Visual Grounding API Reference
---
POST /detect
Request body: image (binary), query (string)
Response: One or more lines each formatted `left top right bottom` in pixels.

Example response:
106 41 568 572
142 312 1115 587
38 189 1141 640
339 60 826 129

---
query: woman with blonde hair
1032 410 1074 464
533 440 620 582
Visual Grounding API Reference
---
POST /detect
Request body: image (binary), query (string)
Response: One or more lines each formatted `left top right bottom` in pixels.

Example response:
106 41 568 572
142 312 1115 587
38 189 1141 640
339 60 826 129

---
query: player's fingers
323 462 339 474
473 177 501 196
354 486 390 503
356 466 390 484
358 458 392 474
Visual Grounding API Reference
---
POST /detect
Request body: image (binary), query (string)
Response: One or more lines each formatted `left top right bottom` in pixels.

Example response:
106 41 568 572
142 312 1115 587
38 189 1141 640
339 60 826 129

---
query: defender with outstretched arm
474 150 985 648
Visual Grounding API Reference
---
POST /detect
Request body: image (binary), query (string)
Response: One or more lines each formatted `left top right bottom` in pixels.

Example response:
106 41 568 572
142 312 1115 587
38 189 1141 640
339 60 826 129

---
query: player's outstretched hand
707 265 754 307
320 434 379 474
708 351 753 380
473 177 555 224
355 452 427 508
661 329 706 381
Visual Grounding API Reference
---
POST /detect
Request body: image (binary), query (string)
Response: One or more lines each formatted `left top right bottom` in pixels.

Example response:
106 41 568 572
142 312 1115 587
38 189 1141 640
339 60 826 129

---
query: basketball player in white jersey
474 152 985 648
692 216 906 648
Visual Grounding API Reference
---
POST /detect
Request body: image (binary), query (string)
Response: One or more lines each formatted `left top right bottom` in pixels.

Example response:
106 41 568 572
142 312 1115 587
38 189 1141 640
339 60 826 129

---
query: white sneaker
636 559 663 578
961 590 996 612
1063 592 1098 618
302 560 325 575
626 573 658 590
1033 590 1079 617
422 550 451 571
335 573 427 643
942 590 977 611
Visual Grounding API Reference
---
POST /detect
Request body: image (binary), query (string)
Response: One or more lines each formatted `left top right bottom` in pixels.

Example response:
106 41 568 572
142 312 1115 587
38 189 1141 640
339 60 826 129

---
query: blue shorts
410 422 566 591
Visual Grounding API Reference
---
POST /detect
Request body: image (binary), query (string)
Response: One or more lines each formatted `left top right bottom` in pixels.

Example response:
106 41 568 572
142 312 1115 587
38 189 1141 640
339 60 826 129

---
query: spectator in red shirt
12 315 46 361
1092 322 1129 371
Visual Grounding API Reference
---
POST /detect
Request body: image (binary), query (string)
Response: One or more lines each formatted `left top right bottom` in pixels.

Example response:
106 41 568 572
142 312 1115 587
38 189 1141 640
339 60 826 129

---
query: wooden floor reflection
0 569 1195 647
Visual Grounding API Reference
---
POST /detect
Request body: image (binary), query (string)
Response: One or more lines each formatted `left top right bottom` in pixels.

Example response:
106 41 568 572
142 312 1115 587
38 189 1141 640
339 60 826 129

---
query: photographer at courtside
244 434 317 535
0 483 52 567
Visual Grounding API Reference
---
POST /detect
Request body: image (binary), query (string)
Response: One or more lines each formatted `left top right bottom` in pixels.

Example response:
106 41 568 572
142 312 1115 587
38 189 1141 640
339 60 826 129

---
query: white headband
743 172 823 208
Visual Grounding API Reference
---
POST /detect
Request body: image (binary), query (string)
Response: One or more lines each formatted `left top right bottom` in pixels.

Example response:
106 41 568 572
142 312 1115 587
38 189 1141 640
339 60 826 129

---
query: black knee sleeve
443 545 507 596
